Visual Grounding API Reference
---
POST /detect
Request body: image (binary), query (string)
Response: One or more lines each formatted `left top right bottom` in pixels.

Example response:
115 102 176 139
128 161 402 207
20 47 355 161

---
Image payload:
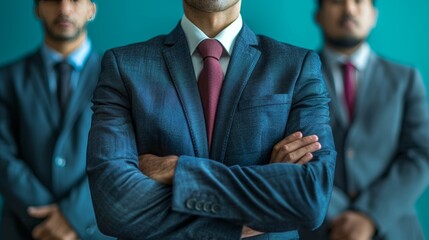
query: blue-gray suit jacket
300 51 429 240
87 24 336 240
0 49 110 239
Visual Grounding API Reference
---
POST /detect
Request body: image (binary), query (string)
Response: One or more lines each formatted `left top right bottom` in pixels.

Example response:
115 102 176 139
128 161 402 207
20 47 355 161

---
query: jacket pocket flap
238 94 291 111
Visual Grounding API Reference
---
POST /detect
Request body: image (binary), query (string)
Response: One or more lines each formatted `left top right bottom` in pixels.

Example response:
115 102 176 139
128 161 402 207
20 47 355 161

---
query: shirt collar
180 14 243 56
41 38 92 71
323 42 371 72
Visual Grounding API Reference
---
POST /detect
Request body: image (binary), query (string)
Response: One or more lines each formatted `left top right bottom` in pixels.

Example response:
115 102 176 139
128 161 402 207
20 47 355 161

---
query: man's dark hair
316 0 376 9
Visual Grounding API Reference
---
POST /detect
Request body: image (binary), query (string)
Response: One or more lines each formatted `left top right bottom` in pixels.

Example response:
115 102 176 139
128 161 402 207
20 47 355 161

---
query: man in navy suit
300 0 429 239
87 0 336 239
0 0 111 239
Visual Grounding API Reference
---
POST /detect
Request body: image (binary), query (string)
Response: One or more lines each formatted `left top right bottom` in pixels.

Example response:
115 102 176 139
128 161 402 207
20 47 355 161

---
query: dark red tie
55 60 73 115
342 62 356 120
197 39 224 149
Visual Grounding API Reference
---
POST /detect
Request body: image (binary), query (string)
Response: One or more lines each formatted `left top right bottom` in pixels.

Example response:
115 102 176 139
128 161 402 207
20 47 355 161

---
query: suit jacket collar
163 23 260 161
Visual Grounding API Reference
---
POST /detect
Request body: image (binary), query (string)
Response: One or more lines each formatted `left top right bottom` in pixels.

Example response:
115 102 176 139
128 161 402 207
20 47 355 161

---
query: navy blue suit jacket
87 24 336 240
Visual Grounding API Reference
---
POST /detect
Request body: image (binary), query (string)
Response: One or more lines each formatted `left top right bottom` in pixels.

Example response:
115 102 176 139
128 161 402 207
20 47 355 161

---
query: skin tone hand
270 131 321 164
27 204 78 240
138 154 179 185
330 211 376 240
242 131 321 238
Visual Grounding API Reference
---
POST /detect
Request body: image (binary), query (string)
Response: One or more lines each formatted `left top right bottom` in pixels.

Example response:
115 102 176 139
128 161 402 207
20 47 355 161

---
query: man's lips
55 18 73 28
339 17 358 29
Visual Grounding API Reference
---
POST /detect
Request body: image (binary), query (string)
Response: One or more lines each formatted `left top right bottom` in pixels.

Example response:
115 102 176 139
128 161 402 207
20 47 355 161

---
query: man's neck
183 1 240 38
44 32 87 57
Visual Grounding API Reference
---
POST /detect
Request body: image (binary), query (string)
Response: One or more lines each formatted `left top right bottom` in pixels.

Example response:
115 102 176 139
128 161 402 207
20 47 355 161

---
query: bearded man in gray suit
300 0 429 239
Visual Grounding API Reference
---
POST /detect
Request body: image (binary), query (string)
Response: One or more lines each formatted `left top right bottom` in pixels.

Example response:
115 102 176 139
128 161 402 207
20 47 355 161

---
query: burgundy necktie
55 60 73 115
342 62 356 120
197 39 224 149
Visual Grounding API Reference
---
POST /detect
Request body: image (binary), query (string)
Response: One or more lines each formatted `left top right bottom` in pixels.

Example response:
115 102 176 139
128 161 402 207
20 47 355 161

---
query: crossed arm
138 131 321 238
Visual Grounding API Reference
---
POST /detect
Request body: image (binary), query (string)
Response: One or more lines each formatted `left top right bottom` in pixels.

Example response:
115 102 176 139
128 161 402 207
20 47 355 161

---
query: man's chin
49 31 81 42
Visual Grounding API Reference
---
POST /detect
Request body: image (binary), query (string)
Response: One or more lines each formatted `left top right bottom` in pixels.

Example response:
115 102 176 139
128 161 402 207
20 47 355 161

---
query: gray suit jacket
301 50 429 240
0 49 111 239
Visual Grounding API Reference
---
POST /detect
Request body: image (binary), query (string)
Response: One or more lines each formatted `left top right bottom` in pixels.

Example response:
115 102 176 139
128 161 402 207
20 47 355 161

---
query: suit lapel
29 51 61 127
210 25 261 162
319 53 348 129
163 25 209 158
353 51 376 123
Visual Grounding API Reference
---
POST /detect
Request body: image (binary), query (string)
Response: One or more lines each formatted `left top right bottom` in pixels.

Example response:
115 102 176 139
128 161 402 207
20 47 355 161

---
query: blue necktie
55 60 73 115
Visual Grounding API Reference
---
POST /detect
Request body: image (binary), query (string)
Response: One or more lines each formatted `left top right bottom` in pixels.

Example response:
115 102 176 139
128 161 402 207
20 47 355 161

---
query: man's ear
315 10 322 26
371 7 379 29
35 6 41 19
88 2 97 21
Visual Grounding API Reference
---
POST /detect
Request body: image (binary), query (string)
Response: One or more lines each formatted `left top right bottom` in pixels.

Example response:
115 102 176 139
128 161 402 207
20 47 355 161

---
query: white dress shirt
180 14 243 80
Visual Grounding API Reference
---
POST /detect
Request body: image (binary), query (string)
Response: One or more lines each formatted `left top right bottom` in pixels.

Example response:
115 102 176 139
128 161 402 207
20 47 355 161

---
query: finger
291 142 322 164
32 220 51 240
273 136 319 163
270 132 302 162
27 204 56 218
276 131 303 146
295 153 313 165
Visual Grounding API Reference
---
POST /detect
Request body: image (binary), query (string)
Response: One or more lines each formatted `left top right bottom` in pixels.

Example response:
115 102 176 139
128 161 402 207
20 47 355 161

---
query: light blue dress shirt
41 39 92 96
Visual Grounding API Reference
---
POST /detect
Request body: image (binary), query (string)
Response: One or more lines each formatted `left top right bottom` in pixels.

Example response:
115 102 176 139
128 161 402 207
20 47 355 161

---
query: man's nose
59 0 73 15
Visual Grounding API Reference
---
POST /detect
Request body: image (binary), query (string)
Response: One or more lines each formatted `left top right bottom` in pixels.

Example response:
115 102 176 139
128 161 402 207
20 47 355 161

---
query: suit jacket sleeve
0 66 54 230
87 50 243 240
59 175 112 239
87 50 335 239
351 69 429 235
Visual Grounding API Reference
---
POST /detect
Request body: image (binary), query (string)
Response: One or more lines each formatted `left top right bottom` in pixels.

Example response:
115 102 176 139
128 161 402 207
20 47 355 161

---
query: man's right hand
270 131 321 164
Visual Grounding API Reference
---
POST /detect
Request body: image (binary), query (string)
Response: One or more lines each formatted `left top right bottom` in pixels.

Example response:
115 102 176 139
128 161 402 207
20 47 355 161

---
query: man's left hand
330 211 375 240
138 154 178 185
28 204 78 240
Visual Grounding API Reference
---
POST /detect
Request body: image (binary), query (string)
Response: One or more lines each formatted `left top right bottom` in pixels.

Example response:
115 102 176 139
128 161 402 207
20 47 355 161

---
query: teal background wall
0 0 428 237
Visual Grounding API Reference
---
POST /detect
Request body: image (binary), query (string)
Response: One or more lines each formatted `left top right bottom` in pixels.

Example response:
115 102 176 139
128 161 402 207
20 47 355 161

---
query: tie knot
55 60 73 73
198 39 223 60
342 61 355 72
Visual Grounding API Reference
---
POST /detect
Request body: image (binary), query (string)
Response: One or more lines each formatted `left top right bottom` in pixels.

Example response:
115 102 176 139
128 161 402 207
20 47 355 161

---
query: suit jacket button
55 157 66 167
186 198 196 209
211 204 221 214
203 201 212 212
85 225 95 235
195 201 204 211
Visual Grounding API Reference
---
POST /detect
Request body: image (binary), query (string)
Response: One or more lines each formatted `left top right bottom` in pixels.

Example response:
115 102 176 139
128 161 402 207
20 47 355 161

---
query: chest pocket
225 94 292 166
238 94 291 112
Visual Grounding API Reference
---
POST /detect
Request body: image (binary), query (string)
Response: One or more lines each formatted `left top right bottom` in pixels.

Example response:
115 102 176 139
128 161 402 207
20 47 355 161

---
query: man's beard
325 35 365 49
